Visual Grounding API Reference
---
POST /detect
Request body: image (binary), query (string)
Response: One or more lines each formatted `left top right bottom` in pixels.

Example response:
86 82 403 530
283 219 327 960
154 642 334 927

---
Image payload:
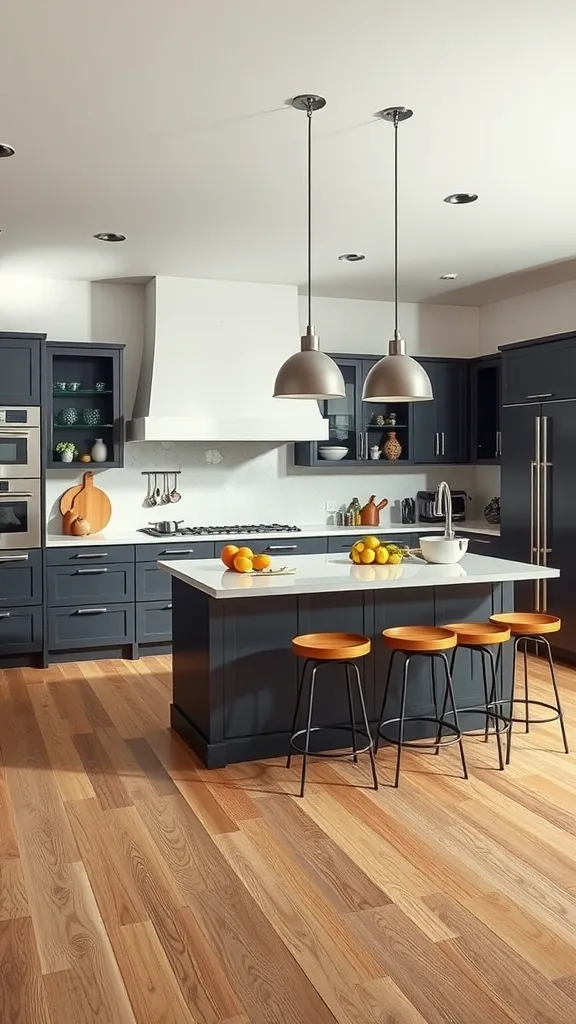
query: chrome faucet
434 480 454 539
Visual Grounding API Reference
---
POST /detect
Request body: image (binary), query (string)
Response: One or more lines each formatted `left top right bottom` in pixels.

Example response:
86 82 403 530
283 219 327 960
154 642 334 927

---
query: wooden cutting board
59 471 112 533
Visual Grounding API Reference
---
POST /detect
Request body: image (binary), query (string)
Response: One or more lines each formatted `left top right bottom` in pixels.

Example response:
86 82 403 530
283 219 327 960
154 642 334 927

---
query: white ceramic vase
90 438 107 463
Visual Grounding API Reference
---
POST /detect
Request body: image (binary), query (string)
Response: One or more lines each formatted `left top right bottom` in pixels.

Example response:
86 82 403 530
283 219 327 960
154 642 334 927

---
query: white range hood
126 277 329 442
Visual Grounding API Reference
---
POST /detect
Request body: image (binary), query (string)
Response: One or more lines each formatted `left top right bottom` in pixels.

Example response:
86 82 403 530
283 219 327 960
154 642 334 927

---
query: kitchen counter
159 552 554 600
163 550 552 768
45 519 499 546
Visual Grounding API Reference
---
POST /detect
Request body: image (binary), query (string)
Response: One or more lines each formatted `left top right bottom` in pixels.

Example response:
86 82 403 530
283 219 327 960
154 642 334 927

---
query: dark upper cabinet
500 334 576 406
469 355 501 463
413 359 468 464
0 332 44 406
46 341 125 469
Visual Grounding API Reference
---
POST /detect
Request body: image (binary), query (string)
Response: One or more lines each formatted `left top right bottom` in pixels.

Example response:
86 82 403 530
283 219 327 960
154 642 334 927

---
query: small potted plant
55 441 77 463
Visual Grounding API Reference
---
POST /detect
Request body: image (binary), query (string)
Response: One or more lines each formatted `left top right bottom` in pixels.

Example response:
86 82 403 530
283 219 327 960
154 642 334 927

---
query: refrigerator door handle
533 415 542 611
541 415 551 612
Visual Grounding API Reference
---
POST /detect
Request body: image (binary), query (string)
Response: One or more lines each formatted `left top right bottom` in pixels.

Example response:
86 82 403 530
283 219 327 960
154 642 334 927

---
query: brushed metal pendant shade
362 107 433 403
274 96 345 400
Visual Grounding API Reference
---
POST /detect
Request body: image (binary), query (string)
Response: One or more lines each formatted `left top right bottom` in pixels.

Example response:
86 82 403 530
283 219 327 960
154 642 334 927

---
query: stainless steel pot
148 520 184 534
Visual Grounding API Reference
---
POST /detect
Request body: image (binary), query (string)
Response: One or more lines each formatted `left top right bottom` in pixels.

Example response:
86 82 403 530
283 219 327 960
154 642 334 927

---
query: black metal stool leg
394 655 410 788
439 652 468 780
345 663 358 763
506 637 521 765
485 645 505 771
376 648 398 754
540 635 570 754
480 649 491 742
432 656 441 754
352 662 378 790
523 637 530 732
287 658 311 769
299 664 319 798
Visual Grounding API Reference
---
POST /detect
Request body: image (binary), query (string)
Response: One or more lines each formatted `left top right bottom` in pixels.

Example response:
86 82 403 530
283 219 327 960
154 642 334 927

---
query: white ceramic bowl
419 535 469 564
319 446 348 461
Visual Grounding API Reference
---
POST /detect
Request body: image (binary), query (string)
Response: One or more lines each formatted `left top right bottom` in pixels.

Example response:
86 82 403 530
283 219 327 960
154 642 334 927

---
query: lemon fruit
388 552 402 565
375 545 389 565
362 536 381 550
352 541 365 553
359 548 376 564
351 548 361 564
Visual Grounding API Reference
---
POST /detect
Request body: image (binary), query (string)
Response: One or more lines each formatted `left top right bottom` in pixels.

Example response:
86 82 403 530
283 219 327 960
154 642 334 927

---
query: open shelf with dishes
46 342 125 469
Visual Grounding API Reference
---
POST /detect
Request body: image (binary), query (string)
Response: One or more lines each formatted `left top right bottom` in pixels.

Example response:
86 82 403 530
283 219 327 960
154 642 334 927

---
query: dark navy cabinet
412 359 468 465
501 334 576 407
0 548 43 660
470 355 501 463
0 332 43 406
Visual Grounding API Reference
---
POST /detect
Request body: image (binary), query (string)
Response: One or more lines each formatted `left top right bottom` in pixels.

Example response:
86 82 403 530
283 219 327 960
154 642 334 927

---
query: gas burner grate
138 523 302 538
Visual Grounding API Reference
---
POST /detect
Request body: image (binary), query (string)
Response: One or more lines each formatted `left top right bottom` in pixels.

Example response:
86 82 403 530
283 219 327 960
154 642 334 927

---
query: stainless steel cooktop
139 523 302 538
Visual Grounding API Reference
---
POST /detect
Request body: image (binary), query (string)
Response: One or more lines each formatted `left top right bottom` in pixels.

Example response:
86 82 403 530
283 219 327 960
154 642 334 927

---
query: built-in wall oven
0 479 41 549
0 407 41 478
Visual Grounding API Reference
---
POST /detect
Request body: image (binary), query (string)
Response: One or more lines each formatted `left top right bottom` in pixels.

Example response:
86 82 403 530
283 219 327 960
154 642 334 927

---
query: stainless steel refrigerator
501 399 576 661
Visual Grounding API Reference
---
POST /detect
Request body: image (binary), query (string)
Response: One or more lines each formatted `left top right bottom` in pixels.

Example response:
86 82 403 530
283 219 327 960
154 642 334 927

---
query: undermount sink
419 535 469 564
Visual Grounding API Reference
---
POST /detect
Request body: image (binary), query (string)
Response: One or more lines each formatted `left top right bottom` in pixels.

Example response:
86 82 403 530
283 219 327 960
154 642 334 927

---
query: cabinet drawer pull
467 537 491 544
164 604 172 610
75 568 109 575
267 544 298 551
526 393 553 400
161 549 193 556
0 611 11 618
75 607 108 615
72 552 108 558
0 553 28 562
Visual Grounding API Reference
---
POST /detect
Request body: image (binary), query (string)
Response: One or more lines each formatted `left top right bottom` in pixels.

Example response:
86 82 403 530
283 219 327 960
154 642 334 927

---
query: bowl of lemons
349 535 406 566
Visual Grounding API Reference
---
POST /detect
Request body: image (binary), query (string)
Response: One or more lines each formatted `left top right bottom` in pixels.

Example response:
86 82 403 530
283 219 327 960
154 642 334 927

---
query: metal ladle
149 473 158 506
169 472 181 503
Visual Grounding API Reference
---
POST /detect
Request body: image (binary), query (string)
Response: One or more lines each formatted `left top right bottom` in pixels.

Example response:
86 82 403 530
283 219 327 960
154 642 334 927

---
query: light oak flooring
1 654 576 1023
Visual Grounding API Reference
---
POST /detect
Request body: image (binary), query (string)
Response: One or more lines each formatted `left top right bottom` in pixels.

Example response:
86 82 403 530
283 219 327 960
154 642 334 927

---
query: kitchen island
159 552 558 768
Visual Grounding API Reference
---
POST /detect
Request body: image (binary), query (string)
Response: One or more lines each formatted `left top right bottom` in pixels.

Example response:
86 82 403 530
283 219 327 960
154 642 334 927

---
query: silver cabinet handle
75 567 109 574
469 537 492 544
0 492 33 498
441 432 445 456
0 611 10 618
75 607 108 614
0 553 28 562
72 552 108 558
267 544 298 551
496 430 502 458
161 549 194 556
164 603 172 610
433 433 438 456
526 393 553 400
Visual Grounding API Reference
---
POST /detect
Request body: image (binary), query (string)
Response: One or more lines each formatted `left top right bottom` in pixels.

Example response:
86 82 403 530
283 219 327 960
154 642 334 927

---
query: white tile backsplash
46 441 490 533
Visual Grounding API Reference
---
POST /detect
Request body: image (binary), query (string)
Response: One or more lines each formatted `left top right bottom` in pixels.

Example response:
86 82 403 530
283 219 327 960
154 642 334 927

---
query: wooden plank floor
1 654 576 1023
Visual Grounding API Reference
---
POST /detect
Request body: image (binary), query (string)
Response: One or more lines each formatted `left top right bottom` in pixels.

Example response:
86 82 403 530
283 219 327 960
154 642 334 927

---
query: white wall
480 278 576 353
0 271 485 530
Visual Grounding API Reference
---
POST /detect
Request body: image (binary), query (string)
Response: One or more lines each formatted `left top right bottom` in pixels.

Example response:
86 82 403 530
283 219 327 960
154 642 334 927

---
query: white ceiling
1 0 575 305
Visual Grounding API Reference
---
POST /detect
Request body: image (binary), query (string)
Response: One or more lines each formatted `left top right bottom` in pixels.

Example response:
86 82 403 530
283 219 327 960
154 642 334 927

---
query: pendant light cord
307 98 313 331
393 111 399 339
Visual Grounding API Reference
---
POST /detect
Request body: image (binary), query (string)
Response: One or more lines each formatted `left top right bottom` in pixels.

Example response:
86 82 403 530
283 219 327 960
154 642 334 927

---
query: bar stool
376 626 467 788
489 612 569 763
441 622 511 771
287 632 378 797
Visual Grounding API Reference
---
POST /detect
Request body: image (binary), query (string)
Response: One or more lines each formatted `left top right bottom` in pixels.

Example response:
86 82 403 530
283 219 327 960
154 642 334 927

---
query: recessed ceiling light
0 144 15 158
443 193 478 205
93 232 126 242
439 273 458 280
338 253 365 262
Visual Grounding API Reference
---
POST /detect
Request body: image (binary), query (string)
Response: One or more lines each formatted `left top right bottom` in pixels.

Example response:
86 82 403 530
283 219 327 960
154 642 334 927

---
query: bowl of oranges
349 536 406 565
220 545 272 574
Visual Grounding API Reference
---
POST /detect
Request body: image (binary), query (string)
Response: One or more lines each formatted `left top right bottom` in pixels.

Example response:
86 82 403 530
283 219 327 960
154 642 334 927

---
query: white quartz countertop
45 520 499 546
158 552 555 600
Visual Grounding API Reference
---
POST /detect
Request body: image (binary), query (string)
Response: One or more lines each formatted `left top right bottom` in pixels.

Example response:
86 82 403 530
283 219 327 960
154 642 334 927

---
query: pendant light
362 107 433 403
274 95 346 400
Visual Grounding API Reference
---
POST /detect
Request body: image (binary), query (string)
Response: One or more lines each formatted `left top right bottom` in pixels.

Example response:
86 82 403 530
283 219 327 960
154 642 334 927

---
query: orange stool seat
292 632 371 661
444 622 511 646
489 612 560 636
382 626 457 652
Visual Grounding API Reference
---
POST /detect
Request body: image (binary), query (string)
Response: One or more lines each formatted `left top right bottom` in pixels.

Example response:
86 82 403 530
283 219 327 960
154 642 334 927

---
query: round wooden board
59 471 112 533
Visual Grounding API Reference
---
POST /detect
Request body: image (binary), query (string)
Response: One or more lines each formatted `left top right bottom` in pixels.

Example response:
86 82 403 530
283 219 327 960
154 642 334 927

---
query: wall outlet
325 501 339 513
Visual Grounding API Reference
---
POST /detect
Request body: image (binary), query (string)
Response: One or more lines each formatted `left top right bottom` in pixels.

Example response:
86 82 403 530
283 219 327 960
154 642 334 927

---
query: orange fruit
236 546 254 560
233 554 253 573
359 548 376 564
221 544 240 568
252 553 271 571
